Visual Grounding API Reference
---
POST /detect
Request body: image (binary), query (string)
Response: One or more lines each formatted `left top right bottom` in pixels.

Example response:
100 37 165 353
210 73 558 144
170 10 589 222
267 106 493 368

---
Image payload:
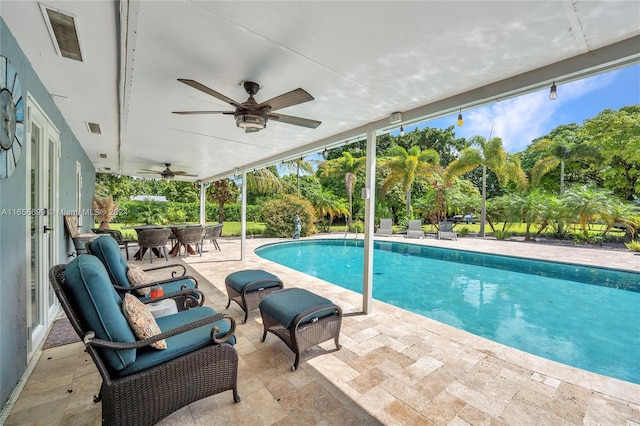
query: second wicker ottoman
225 270 284 323
259 288 342 371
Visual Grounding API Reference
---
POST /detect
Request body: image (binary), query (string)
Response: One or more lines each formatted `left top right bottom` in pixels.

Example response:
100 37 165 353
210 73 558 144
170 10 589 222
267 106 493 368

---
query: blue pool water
256 239 640 384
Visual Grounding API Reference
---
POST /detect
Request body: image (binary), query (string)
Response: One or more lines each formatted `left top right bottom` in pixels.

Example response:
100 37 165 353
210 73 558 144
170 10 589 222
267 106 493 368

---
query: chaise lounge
87 235 204 310
50 255 240 425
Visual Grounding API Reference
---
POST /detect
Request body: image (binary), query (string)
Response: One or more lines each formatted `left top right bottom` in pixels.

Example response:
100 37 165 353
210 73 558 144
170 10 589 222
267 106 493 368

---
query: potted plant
93 195 119 229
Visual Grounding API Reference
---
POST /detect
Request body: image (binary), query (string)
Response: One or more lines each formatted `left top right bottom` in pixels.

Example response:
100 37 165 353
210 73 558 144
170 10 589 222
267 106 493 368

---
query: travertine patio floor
5 233 640 425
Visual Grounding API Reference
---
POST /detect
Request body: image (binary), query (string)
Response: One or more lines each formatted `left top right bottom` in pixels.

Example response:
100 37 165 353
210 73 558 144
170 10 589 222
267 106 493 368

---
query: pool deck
5 234 640 425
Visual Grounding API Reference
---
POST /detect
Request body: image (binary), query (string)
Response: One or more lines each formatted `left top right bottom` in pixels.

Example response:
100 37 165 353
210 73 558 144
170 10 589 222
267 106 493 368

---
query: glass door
27 95 60 357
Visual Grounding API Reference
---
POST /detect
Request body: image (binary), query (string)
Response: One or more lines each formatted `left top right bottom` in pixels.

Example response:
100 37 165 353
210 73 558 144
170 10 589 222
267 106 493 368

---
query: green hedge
112 201 262 224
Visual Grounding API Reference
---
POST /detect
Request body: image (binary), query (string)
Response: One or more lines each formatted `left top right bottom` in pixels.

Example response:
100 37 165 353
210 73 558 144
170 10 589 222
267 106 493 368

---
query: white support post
362 124 376 314
199 181 206 226
240 170 247 261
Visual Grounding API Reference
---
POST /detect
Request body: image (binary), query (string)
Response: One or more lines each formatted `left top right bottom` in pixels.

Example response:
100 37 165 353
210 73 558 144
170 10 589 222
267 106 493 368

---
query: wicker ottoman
225 270 284 323
259 288 342 371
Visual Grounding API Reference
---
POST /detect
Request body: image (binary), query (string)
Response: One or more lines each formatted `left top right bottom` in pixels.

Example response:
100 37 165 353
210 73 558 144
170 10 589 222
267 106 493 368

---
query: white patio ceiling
3 1 639 182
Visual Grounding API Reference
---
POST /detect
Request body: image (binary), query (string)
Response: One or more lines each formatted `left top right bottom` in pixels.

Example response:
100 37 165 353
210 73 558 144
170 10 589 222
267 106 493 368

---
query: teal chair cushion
63 255 137 371
89 235 198 296
225 269 282 293
115 306 235 377
88 235 130 288
259 288 336 329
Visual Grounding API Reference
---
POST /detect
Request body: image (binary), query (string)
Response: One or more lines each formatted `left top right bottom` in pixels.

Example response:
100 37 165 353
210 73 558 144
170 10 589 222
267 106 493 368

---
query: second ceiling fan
172 79 321 133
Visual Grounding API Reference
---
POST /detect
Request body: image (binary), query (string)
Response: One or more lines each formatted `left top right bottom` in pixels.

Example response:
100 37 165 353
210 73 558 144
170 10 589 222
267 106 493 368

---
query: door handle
43 226 54 233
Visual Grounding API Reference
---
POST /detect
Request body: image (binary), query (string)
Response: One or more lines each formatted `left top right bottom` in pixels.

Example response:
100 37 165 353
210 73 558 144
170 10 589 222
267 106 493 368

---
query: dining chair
137 228 171 262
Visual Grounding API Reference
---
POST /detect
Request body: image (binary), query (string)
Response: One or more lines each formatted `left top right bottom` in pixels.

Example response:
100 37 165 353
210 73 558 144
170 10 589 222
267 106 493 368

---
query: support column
362 124 376 314
198 181 208 225
240 170 247 261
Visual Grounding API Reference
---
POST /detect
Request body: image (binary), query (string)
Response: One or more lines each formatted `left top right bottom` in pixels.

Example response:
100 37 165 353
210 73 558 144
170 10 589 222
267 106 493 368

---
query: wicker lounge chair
406 220 425 239
375 218 393 236
437 221 457 240
87 235 204 311
50 256 240 425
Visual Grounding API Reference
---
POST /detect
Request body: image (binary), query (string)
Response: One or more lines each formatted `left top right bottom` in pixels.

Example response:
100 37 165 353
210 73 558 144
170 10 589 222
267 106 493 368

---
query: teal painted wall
0 19 95 410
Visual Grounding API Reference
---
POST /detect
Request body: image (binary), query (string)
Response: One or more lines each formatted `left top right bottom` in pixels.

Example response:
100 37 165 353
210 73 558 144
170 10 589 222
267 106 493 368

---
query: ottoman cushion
226 270 282 293
259 288 336 329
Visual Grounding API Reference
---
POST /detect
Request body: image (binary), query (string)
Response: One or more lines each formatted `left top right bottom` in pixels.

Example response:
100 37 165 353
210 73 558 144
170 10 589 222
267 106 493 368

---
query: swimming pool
256 239 640 384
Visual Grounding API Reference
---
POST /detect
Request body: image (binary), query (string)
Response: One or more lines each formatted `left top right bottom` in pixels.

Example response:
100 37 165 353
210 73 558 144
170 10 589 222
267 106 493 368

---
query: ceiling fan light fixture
235 112 267 133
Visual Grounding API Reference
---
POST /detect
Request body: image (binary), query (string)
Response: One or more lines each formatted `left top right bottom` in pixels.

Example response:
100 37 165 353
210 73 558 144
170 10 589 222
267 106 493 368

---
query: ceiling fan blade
173 172 199 177
172 110 235 115
258 88 314 111
177 79 244 109
268 113 321 129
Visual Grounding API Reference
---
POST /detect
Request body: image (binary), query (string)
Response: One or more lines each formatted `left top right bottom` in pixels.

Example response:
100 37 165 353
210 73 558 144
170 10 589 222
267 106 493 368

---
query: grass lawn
107 221 625 242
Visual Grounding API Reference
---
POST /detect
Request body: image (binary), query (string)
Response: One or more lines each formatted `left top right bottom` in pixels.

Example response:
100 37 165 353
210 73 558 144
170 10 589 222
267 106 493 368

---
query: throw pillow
126 265 150 296
122 293 167 350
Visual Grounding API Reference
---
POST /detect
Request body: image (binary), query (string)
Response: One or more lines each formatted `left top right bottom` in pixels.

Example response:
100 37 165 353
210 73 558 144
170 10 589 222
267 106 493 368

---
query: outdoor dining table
124 224 197 259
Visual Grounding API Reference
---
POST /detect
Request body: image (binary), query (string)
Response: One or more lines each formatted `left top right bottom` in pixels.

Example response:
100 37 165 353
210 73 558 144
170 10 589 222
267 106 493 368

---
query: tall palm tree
280 158 317 193
379 145 440 218
530 137 596 195
444 136 527 236
320 152 366 227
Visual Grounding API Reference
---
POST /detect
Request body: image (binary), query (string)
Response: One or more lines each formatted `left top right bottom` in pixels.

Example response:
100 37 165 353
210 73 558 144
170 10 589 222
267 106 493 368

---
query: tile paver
5 233 640 425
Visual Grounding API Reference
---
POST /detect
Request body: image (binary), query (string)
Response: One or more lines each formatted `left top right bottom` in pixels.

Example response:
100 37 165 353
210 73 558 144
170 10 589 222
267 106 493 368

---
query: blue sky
407 63 640 153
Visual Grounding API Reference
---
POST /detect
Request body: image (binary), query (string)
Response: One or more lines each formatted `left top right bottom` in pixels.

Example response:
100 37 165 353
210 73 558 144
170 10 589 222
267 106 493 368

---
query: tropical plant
307 189 350 231
561 185 613 240
379 145 441 218
280 157 317 193
444 135 528 236
529 135 597 194
245 167 283 196
208 179 238 223
319 152 367 227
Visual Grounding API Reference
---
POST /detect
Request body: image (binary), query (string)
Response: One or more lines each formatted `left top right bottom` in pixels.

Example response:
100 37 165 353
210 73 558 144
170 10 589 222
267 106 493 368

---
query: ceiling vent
87 122 102 135
41 5 84 61
98 153 108 159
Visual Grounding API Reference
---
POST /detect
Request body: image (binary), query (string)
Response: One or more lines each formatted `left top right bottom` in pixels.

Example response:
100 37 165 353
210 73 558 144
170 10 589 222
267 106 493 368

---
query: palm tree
208 179 237 223
530 137 597 195
245 167 283 195
379 145 440 218
320 152 366 227
444 136 527 236
307 189 350 231
561 185 612 240
280 157 317 193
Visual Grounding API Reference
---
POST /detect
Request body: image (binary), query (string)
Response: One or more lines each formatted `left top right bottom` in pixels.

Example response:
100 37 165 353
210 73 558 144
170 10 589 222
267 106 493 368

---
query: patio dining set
53 224 343 425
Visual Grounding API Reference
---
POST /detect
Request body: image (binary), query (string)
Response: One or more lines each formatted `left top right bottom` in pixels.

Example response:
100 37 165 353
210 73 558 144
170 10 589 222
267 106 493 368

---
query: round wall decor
0 55 24 179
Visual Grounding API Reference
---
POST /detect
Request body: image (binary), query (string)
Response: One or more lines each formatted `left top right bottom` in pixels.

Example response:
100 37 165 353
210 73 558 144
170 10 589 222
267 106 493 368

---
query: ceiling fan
172 79 321 133
138 163 197 180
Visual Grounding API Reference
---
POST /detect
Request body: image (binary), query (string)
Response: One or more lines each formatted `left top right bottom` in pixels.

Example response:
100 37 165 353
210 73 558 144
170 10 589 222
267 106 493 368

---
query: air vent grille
43 7 83 61
88 122 102 135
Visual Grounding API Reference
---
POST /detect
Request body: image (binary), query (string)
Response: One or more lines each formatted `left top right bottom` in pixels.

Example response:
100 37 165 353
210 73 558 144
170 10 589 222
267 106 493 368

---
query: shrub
260 195 317 238
493 229 511 240
457 226 470 237
625 240 640 252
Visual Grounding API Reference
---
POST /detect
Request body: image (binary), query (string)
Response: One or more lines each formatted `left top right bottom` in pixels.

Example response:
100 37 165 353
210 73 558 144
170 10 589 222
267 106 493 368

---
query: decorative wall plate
0 55 24 179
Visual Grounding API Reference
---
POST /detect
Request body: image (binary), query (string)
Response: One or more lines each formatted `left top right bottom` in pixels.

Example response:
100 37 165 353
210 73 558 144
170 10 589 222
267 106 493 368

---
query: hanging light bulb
549 81 557 100
457 109 464 126
400 126 405 136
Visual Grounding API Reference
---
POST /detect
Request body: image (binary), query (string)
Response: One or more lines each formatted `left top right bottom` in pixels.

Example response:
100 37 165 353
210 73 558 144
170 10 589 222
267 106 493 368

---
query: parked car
451 215 464 223
463 214 478 224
